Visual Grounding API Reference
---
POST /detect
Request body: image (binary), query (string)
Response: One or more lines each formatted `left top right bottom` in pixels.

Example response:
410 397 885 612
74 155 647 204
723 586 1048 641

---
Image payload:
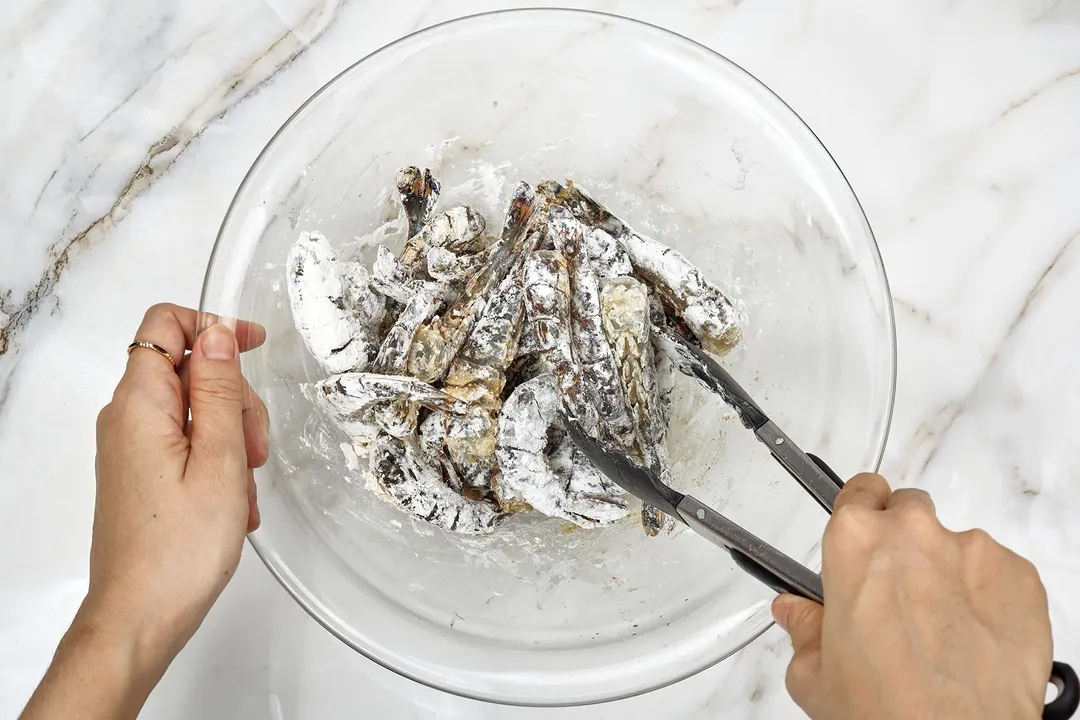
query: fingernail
771 595 790 632
201 324 237 360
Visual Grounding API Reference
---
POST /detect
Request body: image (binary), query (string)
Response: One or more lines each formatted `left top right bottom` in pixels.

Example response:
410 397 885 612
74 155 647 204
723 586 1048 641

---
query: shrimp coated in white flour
373 283 449 373
522 249 598 434
600 277 678 535
407 182 538 382
371 245 422 304
287 167 750 536
315 372 465 442
427 246 487 284
315 373 466 418
496 375 628 527
398 206 487 274
584 226 633 280
370 433 500 535
541 181 745 355
549 205 636 449
441 264 528 488
286 231 385 374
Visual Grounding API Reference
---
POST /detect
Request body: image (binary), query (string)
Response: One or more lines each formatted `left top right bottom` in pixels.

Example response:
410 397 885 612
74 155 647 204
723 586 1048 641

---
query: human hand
772 473 1053 720
22 304 269 720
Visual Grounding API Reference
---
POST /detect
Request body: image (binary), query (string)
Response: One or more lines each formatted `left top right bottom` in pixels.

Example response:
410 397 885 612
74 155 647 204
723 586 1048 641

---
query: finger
243 383 270 469
124 304 191 382
772 593 824 655
247 469 261 533
886 487 936 514
129 304 266 367
178 357 268 468
833 472 892 512
201 312 266 353
186 324 248 490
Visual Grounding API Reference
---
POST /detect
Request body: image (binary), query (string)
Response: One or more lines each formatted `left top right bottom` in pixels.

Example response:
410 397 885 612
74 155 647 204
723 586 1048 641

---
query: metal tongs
564 328 841 603
565 330 1079 719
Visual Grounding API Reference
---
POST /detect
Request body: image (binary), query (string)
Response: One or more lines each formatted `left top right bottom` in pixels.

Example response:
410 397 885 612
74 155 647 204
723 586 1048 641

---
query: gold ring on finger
127 341 177 368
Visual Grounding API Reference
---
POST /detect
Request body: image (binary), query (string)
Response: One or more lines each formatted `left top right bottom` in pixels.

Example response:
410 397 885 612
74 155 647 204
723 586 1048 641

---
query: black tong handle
1047 662 1080 719
808 453 844 490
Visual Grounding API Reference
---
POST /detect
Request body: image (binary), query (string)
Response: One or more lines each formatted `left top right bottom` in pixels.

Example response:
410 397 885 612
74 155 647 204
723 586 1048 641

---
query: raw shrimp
407 182 538 382
398 206 487 274
543 181 744 355
370 433 500 535
371 245 422 304
286 231 385 374
315 372 466 444
521 249 598 434
395 166 441 239
549 205 636 449
441 264 528 488
496 375 628 527
600 276 678 535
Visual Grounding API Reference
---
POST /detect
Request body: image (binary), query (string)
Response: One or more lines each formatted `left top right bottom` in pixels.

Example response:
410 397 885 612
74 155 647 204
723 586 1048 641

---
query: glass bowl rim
200 6 898 707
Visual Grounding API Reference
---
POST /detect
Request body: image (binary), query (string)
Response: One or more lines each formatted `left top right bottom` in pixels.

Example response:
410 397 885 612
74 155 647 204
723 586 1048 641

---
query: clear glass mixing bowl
200 9 895 707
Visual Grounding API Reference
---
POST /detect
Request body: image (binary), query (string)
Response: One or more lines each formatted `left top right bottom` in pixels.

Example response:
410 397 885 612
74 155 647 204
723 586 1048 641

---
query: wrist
69 593 179 693
23 600 168 720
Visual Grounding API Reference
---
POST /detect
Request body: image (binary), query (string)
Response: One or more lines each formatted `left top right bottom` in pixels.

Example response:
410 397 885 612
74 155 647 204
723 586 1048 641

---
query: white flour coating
398 206 487 271
427 246 487 284
373 283 448 373
584 226 633 280
549 205 636 448
543 181 746 355
316 372 466 451
371 245 421 303
497 375 629 527
370 434 499 535
446 264 526 399
522 250 599 435
408 182 538 384
315 373 466 418
340 442 360 472
418 411 463 493
442 265 527 489
619 231 745 355
549 436 626 505
286 231 385 374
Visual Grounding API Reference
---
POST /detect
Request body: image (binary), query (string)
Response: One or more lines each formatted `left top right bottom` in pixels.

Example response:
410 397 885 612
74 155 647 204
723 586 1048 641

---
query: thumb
187 324 247 483
773 594 825 704
772 593 824 653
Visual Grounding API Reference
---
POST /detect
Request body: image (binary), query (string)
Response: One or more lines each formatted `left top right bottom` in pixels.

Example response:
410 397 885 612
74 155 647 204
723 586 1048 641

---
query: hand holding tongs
564 328 1078 720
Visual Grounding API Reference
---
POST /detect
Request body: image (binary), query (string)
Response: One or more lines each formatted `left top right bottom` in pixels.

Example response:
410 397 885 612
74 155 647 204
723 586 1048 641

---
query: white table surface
3 0 1080 717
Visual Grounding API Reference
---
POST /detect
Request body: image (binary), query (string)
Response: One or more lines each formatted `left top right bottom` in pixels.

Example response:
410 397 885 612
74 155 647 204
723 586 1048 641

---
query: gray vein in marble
906 230 1079 481
999 66 1080 120
1028 0 1077 23
892 298 936 327
0 370 12 423
77 53 175 144
0 0 351 367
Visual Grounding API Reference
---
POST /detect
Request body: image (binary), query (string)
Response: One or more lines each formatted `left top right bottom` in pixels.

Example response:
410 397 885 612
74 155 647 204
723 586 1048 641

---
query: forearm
20 600 167 720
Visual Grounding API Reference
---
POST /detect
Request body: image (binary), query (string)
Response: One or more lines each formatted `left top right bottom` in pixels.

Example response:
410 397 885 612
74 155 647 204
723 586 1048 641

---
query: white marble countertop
3 1 1080 717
